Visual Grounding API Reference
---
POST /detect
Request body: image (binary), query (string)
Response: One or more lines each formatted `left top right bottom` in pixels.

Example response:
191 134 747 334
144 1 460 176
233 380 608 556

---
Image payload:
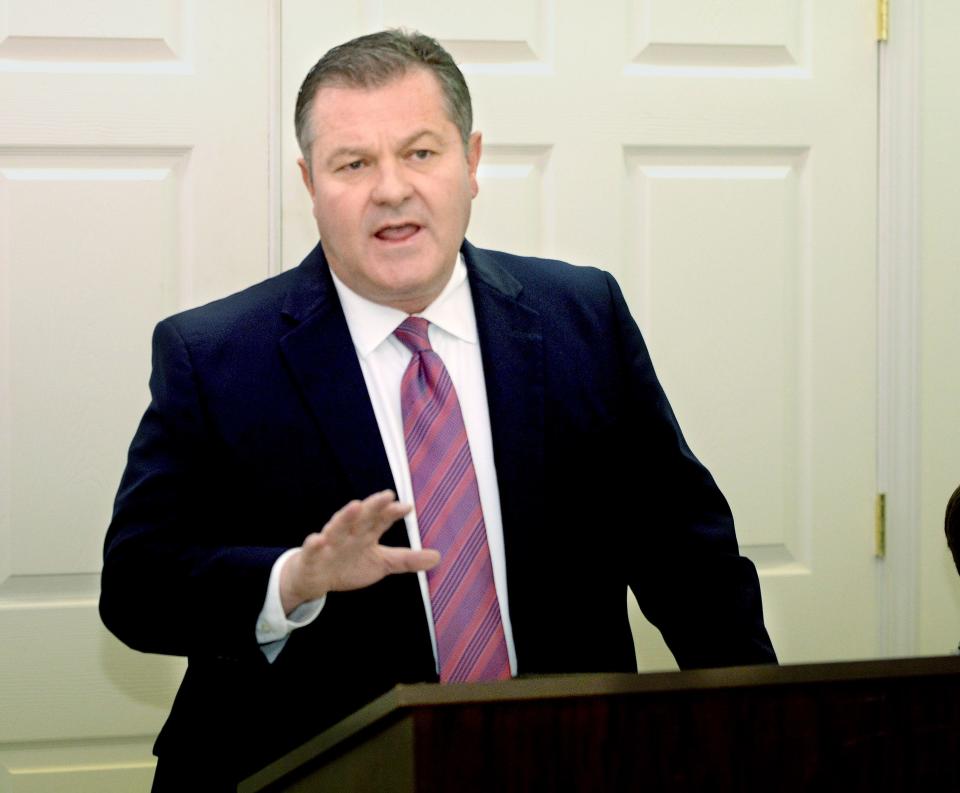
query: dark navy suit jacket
100 240 775 785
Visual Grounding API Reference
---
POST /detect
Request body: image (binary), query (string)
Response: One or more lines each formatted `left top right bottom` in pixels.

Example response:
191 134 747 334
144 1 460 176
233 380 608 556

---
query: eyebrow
325 146 369 167
324 129 447 167
400 129 445 149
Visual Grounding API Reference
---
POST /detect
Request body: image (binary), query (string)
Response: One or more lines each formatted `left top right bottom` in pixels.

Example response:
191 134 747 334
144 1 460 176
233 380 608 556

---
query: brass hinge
878 0 889 42
875 493 887 558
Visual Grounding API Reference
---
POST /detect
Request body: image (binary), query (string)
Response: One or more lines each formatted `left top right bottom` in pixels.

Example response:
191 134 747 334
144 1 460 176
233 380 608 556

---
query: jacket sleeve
604 272 778 668
99 318 286 661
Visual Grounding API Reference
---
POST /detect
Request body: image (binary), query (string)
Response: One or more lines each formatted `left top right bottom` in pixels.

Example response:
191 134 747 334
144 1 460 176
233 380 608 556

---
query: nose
370 158 413 206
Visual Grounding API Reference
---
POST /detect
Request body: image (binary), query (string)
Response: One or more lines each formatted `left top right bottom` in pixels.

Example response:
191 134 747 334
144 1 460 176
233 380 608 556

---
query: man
100 29 776 790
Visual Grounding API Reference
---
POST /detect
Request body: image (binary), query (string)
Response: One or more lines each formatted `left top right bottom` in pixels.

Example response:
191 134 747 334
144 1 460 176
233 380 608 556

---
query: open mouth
374 223 421 243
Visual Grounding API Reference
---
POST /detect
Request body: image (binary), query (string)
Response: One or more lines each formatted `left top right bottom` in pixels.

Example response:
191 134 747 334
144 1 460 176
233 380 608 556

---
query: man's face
299 68 481 314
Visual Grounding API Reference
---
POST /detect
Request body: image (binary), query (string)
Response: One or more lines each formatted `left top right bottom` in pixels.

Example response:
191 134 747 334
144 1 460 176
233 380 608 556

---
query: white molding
876 0 922 656
267 0 283 276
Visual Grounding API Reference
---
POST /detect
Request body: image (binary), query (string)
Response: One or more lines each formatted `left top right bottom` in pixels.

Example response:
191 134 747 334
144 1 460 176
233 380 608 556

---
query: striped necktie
394 316 510 683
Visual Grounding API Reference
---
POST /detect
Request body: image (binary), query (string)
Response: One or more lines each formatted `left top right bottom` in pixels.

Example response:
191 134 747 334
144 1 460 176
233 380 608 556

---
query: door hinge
878 0 889 42
875 493 887 558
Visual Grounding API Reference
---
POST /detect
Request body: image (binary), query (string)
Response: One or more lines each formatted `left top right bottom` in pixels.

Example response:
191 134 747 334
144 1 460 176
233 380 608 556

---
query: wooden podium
241 656 960 792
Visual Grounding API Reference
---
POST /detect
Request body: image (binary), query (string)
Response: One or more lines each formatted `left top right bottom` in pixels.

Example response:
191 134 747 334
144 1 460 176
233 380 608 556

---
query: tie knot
394 316 432 354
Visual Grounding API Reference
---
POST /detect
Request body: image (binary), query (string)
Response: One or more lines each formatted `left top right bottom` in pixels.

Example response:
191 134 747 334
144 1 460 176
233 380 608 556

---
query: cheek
313 192 357 233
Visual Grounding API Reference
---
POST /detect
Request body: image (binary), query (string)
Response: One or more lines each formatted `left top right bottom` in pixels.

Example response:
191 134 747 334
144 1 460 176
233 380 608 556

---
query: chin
374 282 438 313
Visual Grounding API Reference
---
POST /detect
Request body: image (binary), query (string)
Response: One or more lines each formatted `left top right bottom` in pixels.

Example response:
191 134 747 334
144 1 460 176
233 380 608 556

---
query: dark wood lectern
241 656 960 792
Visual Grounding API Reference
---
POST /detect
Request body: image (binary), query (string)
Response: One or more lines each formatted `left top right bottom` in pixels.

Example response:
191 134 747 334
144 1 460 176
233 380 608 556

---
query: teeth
376 224 418 240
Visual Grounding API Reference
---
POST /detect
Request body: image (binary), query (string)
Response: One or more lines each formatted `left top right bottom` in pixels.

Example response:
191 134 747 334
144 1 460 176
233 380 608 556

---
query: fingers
381 547 441 574
285 491 427 609
325 490 412 540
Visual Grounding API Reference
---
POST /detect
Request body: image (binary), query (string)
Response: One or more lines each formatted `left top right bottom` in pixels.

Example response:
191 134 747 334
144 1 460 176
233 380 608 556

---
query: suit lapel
464 242 545 646
275 242 547 657
276 245 406 548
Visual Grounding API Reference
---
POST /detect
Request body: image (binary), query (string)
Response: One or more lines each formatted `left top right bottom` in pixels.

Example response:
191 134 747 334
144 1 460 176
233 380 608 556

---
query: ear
298 157 315 199
466 131 482 198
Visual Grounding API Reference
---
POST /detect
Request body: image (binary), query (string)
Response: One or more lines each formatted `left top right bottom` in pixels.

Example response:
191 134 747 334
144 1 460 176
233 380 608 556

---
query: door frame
877 0 921 656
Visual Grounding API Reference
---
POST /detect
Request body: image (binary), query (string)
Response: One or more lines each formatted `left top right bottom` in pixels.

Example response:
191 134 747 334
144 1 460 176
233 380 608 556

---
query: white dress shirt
255 254 517 675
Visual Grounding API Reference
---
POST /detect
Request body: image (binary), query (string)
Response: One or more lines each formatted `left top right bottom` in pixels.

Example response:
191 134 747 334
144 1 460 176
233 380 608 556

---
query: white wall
918 1 960 653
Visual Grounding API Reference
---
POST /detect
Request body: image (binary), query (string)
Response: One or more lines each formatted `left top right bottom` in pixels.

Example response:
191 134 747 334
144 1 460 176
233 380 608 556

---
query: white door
281 0 879 669
0 1 271 789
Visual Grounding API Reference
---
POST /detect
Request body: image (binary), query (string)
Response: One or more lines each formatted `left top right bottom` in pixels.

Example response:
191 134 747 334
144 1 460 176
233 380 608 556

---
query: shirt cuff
256 547 326 661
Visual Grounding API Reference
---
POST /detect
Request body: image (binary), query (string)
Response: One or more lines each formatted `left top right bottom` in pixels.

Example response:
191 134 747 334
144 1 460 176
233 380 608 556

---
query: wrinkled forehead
309 70 455 146
311 66 447 113
308 68 458 135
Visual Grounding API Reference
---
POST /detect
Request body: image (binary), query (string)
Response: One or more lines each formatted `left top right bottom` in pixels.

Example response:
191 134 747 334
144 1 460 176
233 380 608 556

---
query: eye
410 149 433 162
336 159 365 173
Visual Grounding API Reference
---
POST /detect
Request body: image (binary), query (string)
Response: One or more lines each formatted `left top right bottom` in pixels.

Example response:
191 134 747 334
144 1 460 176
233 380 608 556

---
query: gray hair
294 29 473 161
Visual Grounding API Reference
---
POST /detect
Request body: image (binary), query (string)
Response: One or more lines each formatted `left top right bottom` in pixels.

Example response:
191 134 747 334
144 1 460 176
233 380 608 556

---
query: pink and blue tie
395 316 511 683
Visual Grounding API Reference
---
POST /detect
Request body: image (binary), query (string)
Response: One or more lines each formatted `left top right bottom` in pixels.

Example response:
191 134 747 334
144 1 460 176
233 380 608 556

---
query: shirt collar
329 253 477 358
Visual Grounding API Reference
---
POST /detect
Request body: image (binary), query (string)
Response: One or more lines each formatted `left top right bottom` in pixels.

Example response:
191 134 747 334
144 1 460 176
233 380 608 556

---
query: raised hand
279 489 440 613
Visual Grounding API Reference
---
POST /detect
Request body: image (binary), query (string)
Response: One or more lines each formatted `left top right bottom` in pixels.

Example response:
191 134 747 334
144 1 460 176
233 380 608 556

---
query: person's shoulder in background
946 483 960 575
